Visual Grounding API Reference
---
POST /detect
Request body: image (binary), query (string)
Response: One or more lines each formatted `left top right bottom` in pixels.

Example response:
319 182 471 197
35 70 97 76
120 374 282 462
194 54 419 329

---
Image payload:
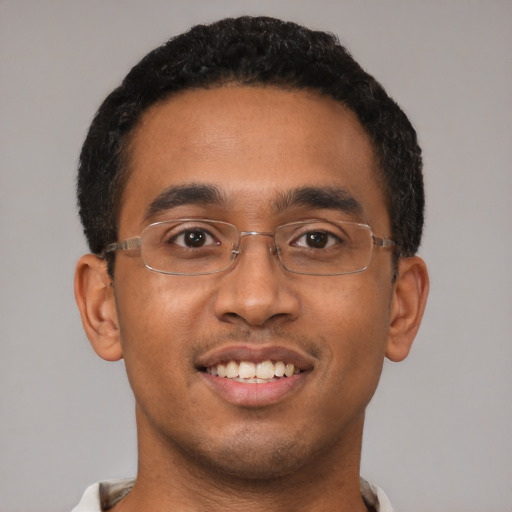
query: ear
74 254 123 361
386 256 429 362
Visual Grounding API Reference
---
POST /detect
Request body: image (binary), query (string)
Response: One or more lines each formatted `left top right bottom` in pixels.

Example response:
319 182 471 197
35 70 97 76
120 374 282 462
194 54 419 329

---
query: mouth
196 345 314 407
202 359 301 384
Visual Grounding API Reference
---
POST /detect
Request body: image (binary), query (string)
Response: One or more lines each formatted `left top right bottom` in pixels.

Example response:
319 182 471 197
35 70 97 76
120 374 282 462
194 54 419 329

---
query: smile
197 345 314 407
205 359 301 383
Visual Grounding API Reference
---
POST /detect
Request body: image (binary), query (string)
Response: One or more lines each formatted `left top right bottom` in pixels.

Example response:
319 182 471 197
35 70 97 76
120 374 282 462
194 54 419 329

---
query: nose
213 233 300 327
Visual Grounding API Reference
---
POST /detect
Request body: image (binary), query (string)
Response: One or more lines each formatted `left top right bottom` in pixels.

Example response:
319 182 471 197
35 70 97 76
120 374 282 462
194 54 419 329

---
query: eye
169 228 219 248
291 230 342 249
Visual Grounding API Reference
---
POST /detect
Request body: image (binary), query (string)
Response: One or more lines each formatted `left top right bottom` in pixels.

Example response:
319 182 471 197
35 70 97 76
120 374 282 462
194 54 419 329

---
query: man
73 16 428 512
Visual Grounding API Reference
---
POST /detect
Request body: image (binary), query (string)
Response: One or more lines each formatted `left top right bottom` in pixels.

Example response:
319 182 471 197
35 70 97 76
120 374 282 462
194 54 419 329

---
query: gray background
1 1 511 511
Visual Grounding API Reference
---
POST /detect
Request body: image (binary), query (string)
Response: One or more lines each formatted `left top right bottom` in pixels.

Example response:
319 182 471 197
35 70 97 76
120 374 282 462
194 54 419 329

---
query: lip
196 344 315 408
196 344 316 370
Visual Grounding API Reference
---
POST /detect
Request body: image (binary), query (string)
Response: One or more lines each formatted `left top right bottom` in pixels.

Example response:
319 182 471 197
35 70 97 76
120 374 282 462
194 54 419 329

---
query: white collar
72 476 394 511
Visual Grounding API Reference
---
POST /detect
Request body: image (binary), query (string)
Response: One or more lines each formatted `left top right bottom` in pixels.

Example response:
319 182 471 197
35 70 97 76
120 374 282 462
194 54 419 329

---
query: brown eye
304 232 329 248
169 229 219 248
292 230 341 249
183 230 208 247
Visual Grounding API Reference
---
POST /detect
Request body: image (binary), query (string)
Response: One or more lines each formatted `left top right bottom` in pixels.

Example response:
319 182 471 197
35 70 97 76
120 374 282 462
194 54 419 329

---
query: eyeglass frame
101 218 396 276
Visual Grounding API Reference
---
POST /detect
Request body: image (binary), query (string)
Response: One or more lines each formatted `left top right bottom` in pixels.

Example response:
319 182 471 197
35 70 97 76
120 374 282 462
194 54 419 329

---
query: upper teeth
207 360 299 380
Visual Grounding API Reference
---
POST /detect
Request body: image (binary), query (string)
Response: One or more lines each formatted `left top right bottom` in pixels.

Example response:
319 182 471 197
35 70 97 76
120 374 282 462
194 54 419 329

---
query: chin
180 428 326 482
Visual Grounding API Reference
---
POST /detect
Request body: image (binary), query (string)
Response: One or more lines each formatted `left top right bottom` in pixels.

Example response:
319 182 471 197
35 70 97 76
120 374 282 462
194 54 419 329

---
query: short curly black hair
78 16 424 274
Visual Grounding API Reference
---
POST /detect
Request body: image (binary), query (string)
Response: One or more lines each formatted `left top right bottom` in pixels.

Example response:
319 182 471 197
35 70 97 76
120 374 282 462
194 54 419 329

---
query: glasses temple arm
372 236 396 248
100 237 142 257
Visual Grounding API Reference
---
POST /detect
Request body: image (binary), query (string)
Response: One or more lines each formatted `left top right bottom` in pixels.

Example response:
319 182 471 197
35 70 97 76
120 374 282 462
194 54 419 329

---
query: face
112 86 396 479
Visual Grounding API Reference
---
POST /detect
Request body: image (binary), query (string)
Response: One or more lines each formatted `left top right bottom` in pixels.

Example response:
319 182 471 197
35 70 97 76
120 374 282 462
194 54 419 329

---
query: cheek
116 273 210 334
313 274 392 341
311 275 392 387
113 275 212 389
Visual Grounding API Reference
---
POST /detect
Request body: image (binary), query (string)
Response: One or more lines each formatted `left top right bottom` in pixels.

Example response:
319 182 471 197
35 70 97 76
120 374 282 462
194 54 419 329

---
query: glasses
102 219 395 276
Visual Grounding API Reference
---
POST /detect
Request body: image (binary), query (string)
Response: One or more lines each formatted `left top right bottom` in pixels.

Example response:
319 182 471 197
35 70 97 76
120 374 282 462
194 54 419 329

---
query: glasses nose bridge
239 230 275 239
233 230 278 256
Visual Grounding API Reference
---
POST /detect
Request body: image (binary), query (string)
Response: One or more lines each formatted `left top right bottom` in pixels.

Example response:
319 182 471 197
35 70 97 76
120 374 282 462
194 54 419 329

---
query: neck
112 408 369 512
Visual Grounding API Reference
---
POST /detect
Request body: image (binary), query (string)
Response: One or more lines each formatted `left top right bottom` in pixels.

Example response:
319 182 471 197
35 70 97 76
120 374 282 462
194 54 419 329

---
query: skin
75 86 429 511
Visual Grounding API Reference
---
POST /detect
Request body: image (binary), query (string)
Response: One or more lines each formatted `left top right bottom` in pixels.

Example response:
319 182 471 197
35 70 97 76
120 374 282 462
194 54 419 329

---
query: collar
72 476 394 511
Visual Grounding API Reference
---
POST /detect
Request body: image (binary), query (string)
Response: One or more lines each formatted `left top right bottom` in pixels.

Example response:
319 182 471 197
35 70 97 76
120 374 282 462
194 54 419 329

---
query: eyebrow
273 186 363 217
144 183 226 220
144 183 362 221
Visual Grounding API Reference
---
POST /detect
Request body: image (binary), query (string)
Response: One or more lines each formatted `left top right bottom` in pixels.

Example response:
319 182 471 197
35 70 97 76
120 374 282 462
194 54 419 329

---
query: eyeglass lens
139 219 374 276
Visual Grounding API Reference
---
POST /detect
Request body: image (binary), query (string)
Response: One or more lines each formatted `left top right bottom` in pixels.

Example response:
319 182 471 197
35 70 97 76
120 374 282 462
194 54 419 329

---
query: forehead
119 86 389 234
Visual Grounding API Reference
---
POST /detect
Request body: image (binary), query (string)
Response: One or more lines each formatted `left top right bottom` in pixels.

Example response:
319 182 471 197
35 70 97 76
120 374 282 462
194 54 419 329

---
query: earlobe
386 256 429 362
74 254 123 361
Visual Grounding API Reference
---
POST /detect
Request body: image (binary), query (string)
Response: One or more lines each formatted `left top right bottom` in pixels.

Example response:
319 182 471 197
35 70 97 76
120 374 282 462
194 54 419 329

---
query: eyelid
291 232 341 247
171 230 218 246
163 224 220 246
287 220 349 233
287 223 347 247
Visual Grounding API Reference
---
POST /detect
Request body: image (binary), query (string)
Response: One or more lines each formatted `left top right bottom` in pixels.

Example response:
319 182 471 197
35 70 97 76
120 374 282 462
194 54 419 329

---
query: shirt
71 476 394 511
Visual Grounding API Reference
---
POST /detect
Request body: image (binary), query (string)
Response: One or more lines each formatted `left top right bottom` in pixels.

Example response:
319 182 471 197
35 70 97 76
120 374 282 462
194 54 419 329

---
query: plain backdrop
1 1 511 511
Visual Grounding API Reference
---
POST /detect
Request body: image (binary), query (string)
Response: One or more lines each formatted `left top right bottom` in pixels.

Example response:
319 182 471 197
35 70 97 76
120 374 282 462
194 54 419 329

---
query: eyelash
166 228 220 248
290 230 345 249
